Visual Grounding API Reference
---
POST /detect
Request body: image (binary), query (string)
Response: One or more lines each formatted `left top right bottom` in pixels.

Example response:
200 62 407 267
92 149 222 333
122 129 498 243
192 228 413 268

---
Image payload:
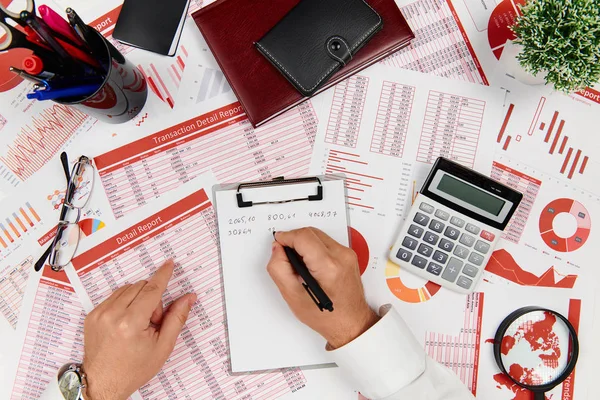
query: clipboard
236 176 323 208
214 176 349 372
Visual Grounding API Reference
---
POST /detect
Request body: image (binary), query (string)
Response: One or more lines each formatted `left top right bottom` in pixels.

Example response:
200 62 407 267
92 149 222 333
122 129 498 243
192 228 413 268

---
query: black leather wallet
255 0 383 97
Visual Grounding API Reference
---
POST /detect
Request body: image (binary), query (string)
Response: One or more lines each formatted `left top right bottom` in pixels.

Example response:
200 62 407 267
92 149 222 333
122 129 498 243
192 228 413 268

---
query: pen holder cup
54 29 148 124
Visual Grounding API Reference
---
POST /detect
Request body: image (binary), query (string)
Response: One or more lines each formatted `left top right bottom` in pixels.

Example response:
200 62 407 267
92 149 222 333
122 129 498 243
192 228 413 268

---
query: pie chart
487 0 526 60
79 218 106 237
539 199 591 252
349 227 369 275
385 259 440 303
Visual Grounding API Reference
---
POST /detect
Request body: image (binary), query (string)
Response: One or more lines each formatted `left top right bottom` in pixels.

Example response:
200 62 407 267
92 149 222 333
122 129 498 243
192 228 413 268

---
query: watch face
58 371 82 400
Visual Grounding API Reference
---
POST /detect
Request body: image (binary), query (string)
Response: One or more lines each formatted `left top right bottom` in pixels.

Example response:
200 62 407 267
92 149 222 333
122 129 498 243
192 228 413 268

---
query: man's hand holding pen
269 228 380 349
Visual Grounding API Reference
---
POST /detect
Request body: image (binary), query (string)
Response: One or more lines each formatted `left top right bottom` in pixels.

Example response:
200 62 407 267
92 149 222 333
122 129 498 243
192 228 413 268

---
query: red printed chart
382 0 488 85
325 75 369 148
370 82 416 158
95 102 318 219
417 91 485 167
490 161 542 244
425 292 483 395
0 256 31 328
485 249 578 289
539 199 591 252
71 189 306 399
385 259 441 303
0 105 89 182
10 268 85 399
497 103 591 180
487 0 525 60
350 228 370 276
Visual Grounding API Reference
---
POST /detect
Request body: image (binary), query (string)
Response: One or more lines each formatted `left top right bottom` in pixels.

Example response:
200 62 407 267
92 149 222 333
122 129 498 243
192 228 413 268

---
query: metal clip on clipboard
236 176 324 208
234 176 332 312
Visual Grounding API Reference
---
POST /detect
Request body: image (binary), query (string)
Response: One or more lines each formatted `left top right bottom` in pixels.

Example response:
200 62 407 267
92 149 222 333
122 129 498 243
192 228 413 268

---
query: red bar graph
325 150 383 210
580 156 589 174
500 107 590 180
568 150 582 179
561 148 573 174
559 136 568 154
502 135 512 150
549 120 565 154
544 111 559 142
497 104 514 143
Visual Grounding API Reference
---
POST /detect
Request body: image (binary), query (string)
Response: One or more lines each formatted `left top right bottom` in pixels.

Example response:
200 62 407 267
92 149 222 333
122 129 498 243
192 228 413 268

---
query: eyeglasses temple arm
60 152 71 182
34 245 52 272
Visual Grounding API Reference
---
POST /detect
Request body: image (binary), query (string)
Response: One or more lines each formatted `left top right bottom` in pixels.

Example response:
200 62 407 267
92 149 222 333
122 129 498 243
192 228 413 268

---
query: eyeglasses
35 154 95 272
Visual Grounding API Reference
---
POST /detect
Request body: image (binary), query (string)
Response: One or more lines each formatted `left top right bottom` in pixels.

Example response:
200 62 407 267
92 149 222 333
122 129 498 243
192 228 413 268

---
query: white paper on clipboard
214 177 349 372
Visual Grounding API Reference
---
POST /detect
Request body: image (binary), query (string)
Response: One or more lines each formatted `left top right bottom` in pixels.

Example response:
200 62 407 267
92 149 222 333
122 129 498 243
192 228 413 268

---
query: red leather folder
192 0 414 127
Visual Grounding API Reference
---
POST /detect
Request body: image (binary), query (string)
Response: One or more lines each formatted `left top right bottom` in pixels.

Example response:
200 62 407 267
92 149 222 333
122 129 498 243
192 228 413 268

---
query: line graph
0 105 88 181
485 249 577 288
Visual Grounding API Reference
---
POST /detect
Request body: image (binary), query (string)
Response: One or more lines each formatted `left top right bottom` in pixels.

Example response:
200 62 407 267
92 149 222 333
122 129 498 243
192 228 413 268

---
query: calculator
390 158 523 294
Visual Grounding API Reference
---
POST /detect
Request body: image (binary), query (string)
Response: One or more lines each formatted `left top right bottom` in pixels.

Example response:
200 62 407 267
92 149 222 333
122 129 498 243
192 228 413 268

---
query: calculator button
459 233 475 247
396 248 412 262
427 262 443 276
423 231 439 245
413 212 430 226
418 243 434 257
408 224 424 238
468 252 485 266
450 216 465 228
444 226 460 240
456 276 473 290
438 239 454 252
453 245 469 259
434 209 450 221
402 237 418 250
465 223 481 235
433 250 448 264
419 202 435 214
480 230 495 242
412 255 427 269
442 258 463 283
429 220 445 233
462 264 479 278
474 240 490 254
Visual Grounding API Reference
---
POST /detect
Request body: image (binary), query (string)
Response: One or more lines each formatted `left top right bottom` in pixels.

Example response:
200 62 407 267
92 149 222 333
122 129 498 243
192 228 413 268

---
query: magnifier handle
534 392 546 400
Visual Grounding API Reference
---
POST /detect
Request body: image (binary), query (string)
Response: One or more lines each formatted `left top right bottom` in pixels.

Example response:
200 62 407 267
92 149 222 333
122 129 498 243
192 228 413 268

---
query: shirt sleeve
328 304 475 400
40 372 65 400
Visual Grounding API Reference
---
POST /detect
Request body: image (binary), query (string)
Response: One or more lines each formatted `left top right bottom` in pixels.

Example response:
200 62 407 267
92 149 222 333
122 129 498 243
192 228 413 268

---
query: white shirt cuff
328 304 427 399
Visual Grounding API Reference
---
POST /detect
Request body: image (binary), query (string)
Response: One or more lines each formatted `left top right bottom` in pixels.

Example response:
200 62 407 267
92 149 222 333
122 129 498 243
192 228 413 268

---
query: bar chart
497 103 591 180
0 202 41 255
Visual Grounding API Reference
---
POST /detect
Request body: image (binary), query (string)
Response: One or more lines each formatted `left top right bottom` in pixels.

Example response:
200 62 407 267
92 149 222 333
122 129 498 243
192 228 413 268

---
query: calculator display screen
437 175 505 216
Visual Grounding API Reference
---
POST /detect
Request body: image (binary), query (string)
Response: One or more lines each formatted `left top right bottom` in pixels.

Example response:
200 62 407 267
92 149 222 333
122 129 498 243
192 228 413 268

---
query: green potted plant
507 0 600 92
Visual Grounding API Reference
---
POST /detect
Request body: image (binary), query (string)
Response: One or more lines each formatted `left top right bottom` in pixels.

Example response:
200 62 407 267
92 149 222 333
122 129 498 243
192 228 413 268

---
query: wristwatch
57 363 88 400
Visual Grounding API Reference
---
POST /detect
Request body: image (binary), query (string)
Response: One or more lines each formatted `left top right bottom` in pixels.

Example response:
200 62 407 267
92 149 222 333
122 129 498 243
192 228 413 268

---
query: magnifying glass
493 307 579 400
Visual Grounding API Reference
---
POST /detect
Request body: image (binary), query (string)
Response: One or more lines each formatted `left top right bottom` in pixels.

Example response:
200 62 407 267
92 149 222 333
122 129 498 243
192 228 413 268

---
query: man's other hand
82 260 197 400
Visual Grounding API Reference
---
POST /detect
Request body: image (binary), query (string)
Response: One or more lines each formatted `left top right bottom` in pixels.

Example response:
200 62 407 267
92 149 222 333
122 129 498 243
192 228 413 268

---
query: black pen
277 238 334 312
